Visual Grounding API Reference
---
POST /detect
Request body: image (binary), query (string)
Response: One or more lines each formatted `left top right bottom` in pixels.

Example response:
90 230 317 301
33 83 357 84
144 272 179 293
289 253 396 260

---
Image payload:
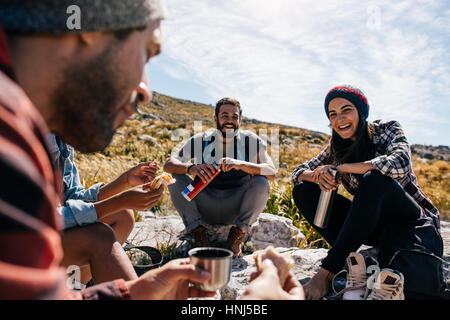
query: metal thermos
314 167 338 228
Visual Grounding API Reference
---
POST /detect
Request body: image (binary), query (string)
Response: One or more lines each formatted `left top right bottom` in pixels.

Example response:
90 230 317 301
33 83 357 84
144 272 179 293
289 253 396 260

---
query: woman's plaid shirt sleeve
291 145 331 185
371 121 412 179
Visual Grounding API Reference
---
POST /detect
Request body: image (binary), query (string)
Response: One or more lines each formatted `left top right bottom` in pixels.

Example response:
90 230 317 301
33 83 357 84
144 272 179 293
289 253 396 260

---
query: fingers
322 170 337 186
188 286 217 298
283 273 305 299
318 175 337 191
196 165 217 183
259 259 280 283
197 169 209 183
202 165 216 179
221 164 234 172
165 259 211 283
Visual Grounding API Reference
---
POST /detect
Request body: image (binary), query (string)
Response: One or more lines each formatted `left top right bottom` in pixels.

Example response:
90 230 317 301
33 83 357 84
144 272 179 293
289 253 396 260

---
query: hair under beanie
324 85 370 119
0 0 166 34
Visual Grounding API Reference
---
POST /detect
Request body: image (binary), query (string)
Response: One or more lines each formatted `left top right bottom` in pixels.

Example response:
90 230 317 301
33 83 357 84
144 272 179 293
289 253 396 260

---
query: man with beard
0 0 218 300
0 0 302 301
164 98 276 257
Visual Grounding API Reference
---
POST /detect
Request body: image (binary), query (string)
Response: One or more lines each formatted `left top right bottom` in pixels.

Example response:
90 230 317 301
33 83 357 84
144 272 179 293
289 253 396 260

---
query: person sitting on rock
48 132 163 285
291 85 442 300
164 98 277 257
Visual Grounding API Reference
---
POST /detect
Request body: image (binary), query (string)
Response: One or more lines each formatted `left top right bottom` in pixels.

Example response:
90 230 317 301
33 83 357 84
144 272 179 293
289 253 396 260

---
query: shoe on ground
366 268 405 300
332 252 368 300
191 226 210 247
224 226 245 258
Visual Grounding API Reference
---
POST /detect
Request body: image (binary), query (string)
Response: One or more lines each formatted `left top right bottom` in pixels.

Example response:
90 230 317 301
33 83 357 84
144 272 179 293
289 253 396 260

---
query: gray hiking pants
168 174 270 232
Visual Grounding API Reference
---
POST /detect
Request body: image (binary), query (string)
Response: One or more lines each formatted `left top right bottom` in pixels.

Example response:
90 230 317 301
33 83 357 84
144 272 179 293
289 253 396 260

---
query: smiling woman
290 85 443 300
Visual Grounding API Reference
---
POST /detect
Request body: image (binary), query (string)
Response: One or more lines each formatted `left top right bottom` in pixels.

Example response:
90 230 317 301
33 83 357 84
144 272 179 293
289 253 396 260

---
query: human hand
118 184 163 211
189 164 218 183
312 165 338 192
218 157 242 172
126 258 216 300
125 161 160 187
240 259 304 300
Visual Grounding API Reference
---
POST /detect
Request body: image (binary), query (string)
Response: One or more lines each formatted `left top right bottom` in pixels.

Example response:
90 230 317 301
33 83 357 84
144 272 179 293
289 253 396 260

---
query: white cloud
155 0 450 145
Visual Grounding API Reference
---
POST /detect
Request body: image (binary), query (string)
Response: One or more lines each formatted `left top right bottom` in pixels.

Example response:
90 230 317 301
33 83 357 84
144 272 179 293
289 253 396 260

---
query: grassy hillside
74 92 449 247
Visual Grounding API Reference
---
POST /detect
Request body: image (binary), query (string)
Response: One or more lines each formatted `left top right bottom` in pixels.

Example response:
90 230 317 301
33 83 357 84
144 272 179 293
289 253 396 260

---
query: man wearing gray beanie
0 0 220 300
0 0 305 302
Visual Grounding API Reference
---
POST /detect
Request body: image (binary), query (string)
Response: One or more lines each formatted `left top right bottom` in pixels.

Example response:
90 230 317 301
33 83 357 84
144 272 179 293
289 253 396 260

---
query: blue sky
146 0 450 146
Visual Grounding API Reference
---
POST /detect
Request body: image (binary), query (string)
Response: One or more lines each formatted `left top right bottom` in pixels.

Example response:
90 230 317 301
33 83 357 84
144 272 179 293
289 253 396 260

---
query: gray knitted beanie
0 0 166 34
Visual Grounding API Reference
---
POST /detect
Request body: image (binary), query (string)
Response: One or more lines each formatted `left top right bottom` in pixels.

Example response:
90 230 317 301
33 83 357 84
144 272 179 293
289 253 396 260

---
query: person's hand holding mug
126 258 216 300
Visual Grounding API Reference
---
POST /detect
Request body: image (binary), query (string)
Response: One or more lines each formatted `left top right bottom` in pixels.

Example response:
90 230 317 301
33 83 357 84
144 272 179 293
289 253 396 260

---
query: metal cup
188 247 233 292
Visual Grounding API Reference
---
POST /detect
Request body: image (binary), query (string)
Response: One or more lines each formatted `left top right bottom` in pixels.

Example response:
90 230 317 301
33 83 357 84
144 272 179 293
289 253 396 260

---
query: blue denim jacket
48 133 104 230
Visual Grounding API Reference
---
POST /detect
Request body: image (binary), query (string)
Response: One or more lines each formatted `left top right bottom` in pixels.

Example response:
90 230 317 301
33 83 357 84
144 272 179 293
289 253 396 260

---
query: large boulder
249 213 305 249
127 212 306 260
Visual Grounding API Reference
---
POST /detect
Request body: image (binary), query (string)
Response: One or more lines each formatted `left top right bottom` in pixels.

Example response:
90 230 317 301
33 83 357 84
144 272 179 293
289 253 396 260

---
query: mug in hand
188 247 233 292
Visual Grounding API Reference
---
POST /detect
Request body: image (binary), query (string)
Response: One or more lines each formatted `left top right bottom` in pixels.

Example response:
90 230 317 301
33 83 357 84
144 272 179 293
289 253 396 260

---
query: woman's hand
312 165 339 192
125 161 159 187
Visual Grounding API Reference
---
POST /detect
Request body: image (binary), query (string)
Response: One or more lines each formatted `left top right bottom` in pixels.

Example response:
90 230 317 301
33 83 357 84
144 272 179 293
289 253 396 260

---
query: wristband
187 164 196 175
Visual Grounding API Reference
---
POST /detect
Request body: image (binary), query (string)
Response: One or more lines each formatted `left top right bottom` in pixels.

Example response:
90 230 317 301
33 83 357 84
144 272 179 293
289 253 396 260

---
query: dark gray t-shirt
174 129 266 189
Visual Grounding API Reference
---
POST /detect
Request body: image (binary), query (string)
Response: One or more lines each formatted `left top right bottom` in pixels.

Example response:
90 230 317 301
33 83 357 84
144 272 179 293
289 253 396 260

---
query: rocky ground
126 211 450 300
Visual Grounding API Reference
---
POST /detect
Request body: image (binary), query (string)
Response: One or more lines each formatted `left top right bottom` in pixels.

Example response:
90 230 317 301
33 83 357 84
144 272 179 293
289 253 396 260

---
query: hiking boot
191 226 210 247
332 252 368 300
224 226 245 258
366 268 405 300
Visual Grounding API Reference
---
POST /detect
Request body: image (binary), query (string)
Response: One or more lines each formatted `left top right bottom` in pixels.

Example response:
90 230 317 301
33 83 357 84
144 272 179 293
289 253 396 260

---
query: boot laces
367 281 402 300
331 269 367 297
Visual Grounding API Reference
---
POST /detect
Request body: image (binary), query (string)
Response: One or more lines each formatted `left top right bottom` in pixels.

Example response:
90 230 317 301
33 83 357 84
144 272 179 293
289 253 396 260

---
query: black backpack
377 218 450 300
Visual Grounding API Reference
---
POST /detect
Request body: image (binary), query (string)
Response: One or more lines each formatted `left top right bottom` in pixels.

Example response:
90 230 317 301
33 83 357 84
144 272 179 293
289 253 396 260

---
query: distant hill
140 92 449 159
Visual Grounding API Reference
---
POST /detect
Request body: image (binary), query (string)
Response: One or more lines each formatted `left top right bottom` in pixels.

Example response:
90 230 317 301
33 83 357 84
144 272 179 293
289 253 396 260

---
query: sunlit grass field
75 92 449 248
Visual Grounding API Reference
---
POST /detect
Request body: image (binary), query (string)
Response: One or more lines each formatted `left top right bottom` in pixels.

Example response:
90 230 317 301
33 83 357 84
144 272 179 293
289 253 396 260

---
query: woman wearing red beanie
291 85 442 300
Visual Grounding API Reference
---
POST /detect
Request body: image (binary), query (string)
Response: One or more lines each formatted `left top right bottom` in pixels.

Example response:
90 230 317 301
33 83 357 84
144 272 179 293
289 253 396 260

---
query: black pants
292 170 423 274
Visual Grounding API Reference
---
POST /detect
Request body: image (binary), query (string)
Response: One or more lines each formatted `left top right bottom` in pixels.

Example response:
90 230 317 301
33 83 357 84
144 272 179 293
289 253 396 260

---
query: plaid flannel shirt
291 120 440 229
0 26 129 300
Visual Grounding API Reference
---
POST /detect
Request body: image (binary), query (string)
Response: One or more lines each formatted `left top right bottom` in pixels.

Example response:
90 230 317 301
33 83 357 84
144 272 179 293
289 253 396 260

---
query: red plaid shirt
0 27 129 300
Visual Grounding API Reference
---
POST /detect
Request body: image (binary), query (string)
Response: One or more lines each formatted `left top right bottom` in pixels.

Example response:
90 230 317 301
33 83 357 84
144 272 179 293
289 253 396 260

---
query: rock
279 163 288 169
249 213 304 249
152 100 166 108
128 213 305 256
308 143 323 150
411 144 450 161
138 134 161 147
424 153 434 160
136 110 163 120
